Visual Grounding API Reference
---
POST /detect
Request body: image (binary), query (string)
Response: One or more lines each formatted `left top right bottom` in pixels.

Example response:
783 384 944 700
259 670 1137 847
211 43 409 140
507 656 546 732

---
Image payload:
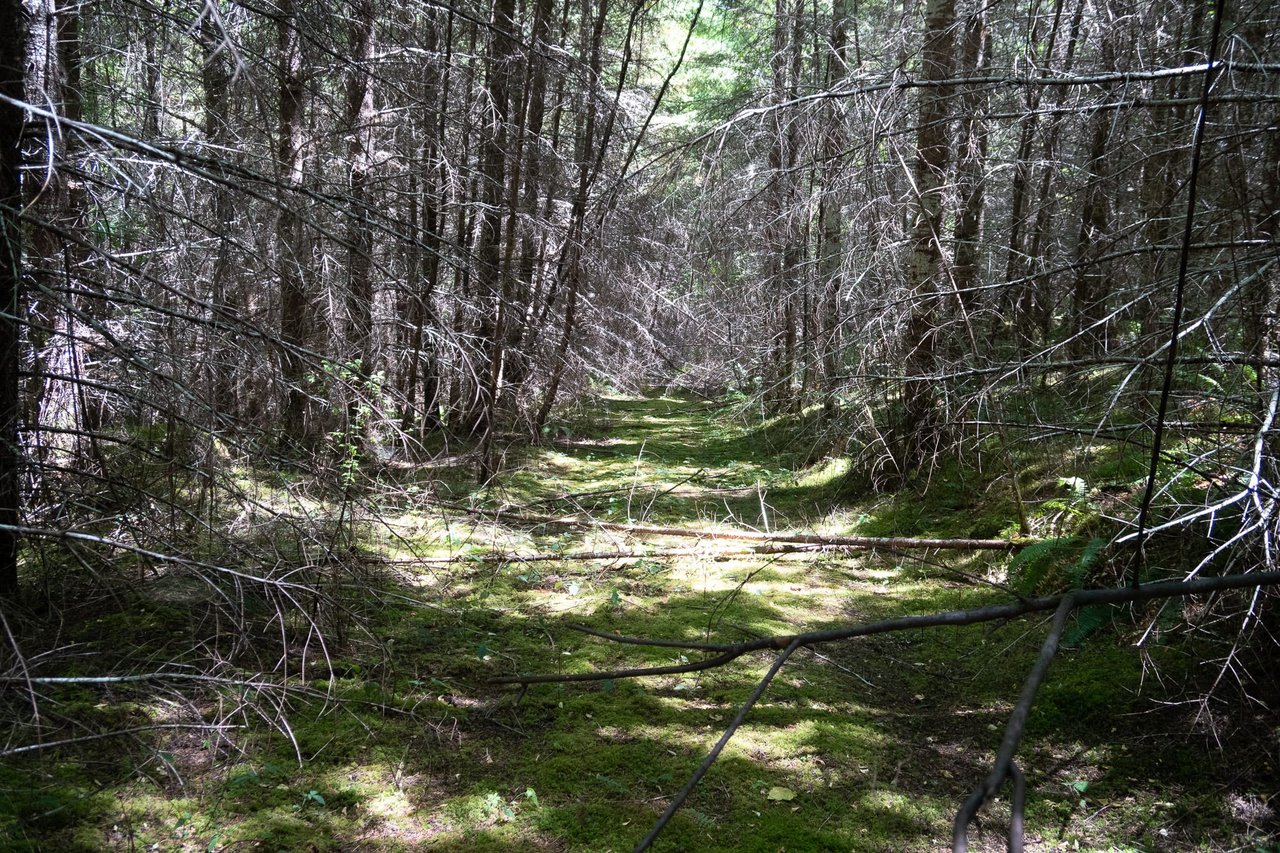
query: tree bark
198 13 236 418
277 0 314 446
533 0 610 435
0 0 24 597
473 0 519 470
899 0 955 472
817 0 850 418
951 10 989 314
344 0 378 446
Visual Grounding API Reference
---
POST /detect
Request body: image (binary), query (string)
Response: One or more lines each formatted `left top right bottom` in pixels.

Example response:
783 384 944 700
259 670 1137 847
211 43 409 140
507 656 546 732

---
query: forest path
472 394 843 534
80 397 1239 852
359 395 1213 852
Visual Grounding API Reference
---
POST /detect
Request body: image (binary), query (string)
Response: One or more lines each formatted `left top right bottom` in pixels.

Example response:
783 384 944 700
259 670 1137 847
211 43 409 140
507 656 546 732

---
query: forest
0 0 1277 849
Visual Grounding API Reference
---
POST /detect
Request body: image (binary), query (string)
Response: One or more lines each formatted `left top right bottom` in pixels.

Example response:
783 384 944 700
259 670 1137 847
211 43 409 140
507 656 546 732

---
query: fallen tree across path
383 539 1018 566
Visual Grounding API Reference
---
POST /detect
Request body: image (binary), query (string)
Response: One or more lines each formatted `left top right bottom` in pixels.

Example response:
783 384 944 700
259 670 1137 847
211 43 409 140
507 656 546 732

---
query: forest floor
5 394 1279 851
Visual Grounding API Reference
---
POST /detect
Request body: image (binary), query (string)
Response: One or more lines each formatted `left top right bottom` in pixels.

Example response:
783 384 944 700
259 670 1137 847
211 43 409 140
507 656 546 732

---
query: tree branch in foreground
489 571 1280 852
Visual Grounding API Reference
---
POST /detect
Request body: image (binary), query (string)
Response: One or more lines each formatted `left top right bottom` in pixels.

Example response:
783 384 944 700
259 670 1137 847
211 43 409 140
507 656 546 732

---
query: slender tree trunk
26 0 98 499
533 0 609 434
0 0 24 598
899 0 955 472
1011 0 1084 351
507 0 556 399
344 0 378 445
473 0 518 475
818 0 850 418
951 10 989 315
1069 111 1115 358
199 14 236 418
763 0 803 415
277 0 313 446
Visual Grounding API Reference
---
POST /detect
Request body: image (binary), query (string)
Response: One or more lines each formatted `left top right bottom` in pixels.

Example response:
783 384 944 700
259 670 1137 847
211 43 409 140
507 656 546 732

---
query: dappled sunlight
14 394 1275 852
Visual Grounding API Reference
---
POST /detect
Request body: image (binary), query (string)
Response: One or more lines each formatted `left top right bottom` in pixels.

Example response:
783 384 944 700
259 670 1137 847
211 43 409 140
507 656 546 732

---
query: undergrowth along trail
4 395 1275 852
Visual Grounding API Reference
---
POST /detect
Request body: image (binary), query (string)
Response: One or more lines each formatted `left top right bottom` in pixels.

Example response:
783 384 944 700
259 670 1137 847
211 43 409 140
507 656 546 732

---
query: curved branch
489 571 1280 686
633 638 803 853
953 596 1073 851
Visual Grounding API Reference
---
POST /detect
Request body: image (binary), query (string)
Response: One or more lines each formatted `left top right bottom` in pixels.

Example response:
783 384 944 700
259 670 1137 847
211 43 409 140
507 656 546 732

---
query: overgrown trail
363 396 1257 852
17 397 1272 852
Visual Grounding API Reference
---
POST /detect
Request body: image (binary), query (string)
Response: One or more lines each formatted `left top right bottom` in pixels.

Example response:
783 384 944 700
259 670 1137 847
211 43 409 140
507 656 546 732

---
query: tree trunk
763 0 803 415
533 0 609 435
344 0 378 446
951 10 989 315
277 0 314 446
473 0 518 469
899 0 955 472
817 0 850 418
198 13 236 418
0 0 24 597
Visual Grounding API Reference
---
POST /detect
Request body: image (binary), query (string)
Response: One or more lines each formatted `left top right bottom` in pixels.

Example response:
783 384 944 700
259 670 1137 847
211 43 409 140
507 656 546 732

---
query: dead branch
0 724 242 759
381 541 938 565
460 507 1029 551
633 638 803 853
953 596 1073 852
489 570 1280 852
490 571 1280 686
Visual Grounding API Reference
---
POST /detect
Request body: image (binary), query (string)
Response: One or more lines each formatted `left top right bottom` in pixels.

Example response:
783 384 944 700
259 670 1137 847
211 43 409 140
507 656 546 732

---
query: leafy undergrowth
3 395 1277 851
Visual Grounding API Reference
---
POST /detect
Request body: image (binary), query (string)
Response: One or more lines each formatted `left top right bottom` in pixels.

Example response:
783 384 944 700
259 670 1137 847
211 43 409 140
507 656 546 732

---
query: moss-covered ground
2 395 1276 851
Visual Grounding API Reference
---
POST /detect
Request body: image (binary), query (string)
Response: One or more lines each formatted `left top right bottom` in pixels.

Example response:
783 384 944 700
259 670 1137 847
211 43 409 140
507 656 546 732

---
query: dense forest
1 0 1278 849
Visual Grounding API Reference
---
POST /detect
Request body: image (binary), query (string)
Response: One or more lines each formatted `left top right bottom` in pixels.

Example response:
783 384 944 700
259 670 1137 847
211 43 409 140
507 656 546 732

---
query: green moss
9 393 1272 852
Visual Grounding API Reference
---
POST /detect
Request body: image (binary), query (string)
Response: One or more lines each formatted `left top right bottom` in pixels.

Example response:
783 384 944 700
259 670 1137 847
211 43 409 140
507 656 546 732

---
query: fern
1008 537 1073 595
1010 536 1108 596
1066 537 1108 587
1063 604 1110 648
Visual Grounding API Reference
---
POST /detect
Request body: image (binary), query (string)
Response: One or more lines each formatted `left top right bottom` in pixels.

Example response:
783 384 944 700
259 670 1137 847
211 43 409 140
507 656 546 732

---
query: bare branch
489 571 1280 686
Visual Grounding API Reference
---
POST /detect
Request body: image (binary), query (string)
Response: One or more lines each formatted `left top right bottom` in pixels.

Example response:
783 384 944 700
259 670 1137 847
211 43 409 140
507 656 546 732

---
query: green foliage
1008 536 1107 596
1062 603 1112 648
1008 538 1073 595
11 394 1273 852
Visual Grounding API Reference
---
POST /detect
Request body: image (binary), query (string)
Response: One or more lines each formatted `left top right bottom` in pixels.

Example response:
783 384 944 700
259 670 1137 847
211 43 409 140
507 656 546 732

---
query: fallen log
381 542 891 565
475 509 1030 551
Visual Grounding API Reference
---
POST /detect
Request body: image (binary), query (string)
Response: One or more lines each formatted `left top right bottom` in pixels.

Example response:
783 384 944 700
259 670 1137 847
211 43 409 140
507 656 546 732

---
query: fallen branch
0 724 242 758
634 638 803 853
488 570 1280 852
953 596 1074 852
454 506 1028 551
380 541 916 565
491 571 1280 686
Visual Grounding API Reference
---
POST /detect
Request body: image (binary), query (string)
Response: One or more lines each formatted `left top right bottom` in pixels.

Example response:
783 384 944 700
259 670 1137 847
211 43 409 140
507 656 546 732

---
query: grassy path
13 395 1272 851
